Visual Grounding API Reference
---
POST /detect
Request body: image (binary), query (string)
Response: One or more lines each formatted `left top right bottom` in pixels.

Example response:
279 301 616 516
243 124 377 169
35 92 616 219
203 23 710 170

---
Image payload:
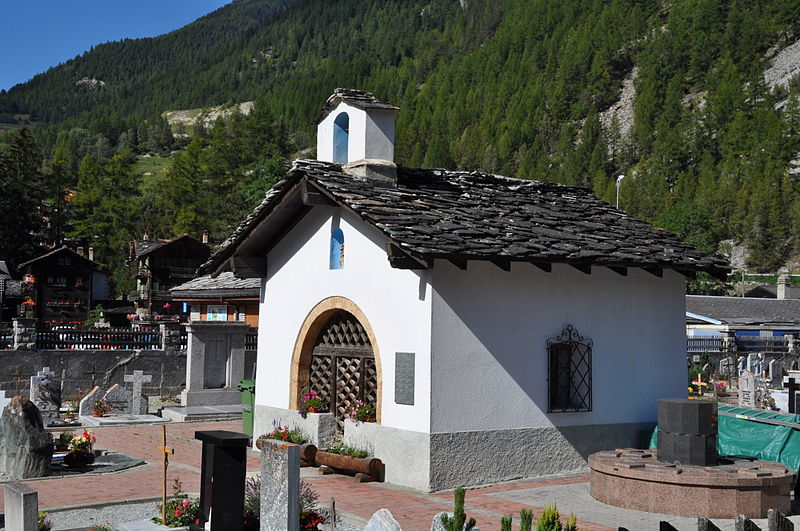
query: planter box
315 450 384 482
252 404 336 449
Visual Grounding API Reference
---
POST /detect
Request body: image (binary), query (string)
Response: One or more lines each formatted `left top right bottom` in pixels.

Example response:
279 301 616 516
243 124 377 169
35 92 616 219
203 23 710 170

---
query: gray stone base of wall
253 404 337 449
429 422 655 492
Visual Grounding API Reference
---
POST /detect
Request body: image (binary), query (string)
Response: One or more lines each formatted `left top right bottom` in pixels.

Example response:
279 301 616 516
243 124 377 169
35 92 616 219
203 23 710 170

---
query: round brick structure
589 448 794 518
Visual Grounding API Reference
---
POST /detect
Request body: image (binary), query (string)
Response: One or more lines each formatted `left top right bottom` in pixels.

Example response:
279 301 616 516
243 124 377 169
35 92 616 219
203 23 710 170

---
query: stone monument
0 397 53 479
124 370 152 414
260 438 300 531
739 370 756 407
29 367 59 426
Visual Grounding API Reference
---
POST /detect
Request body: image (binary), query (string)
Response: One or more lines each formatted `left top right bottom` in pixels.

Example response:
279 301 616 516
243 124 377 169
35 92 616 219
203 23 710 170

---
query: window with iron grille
547 325 592 413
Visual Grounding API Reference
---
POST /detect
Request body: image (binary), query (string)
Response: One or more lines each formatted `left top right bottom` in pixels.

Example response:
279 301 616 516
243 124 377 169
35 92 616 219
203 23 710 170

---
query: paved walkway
0 420 796 531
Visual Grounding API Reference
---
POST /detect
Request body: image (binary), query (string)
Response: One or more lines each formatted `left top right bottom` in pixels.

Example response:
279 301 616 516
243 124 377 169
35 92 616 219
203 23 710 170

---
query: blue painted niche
330 228 345 269
333 112 349 163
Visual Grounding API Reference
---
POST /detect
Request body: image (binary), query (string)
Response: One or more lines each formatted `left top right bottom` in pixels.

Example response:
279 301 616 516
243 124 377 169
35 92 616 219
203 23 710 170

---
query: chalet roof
201 159 731 279
18 246 100 269
170 272 260 299
686 295 800 325
318 88 399 122
744 284 800 299
134 234 209 260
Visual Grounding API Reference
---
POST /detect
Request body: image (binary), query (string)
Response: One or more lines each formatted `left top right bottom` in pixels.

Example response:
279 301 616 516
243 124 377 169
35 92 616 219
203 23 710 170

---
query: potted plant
315 441 384 482
64 430 96 468
92 398 112 417
54 431 74 452
298 391 327 415
344 400 376 423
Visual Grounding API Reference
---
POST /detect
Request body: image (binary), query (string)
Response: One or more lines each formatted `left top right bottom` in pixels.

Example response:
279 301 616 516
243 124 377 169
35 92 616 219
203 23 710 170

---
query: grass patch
133 155 171 192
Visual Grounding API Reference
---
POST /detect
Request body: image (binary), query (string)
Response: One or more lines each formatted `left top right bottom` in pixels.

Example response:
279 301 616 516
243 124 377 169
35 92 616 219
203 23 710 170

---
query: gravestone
29 367 59 425
181 322 247 407
193 430 249 531
78 386 101 416
719 357 735 379
364 509 402 531
3 482 38 531
698 517 722 531
103 384 133 415
769 359 780 385
0 397 53 479
748 354 761 375
657 398 717 466
738 356 747 375
124 370 152 415
260 438 300 531
739 371 756 407
768 509 793 531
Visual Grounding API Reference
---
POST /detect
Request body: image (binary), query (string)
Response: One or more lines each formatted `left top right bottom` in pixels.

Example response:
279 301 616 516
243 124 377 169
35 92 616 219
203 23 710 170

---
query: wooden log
315 450 384 481
299 444 317 468
768 509 793 531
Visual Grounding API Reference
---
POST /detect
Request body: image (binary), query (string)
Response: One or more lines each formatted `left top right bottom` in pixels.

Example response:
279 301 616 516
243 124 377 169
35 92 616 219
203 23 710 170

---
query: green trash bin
237 379 256 437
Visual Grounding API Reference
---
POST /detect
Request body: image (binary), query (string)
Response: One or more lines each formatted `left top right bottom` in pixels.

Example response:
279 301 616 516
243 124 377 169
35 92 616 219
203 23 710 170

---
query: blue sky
0 0 233 91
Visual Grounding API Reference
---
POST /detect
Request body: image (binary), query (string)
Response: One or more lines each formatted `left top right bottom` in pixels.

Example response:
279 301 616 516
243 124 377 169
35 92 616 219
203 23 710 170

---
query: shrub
520 508 534 531
325 444 369 458
536 504 562 531
440 487 476 531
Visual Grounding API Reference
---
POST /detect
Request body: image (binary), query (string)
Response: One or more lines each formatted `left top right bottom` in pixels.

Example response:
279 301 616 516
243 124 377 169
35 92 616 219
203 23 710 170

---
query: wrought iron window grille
547 324 592 413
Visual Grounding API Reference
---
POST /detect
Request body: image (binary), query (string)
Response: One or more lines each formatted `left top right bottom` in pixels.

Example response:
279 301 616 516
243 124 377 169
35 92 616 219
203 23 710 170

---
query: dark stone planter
64 450 96 468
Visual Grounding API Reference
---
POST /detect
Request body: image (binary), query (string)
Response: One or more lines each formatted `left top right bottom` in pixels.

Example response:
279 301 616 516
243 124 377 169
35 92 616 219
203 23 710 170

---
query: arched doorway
290 297 382 428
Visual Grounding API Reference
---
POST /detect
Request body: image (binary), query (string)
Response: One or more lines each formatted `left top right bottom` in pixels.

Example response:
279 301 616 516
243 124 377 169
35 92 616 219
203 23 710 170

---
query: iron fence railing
246 331 258 350
687 336 791 355
36 327 162 350
687 337 723 353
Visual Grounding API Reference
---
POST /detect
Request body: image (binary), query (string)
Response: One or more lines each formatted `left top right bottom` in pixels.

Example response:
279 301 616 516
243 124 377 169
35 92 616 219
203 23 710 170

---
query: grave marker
736 514 759 531
155 425 174 526
3 482 38 531
103 384 132 415
739 371 756 408
692 373 708 396
768 509 793 531
196 430 249 530
124 370 152 415
30 367 59 425
78 386 100 417
260 438 300 531
787 378 798 414
698 517 722 531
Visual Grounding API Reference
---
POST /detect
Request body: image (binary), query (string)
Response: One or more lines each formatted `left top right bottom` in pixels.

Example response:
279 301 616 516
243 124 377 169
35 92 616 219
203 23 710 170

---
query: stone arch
289 296 382 423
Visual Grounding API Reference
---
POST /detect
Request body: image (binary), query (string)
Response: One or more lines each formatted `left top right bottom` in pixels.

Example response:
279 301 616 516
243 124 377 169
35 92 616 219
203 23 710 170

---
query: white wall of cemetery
256 206 433 433
429 261 687 433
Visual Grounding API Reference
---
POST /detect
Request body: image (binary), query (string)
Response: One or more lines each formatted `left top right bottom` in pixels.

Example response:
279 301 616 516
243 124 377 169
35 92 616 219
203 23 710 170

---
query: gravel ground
44 501 363 531
46 500 160 530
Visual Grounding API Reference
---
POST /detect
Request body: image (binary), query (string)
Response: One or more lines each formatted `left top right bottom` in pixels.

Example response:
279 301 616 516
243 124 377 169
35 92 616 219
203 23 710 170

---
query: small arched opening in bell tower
333 112 350 163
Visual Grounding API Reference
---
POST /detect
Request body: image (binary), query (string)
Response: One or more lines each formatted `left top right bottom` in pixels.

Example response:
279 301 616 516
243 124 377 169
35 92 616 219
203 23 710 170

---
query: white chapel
200 89 730 491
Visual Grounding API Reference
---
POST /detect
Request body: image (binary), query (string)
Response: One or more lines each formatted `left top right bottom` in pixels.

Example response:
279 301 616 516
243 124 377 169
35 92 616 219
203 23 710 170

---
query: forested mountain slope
3 0 800 288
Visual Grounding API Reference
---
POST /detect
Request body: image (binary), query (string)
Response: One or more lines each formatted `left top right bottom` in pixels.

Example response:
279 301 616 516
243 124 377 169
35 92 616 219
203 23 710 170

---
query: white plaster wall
430 261 686 433
316 102 368 163
256 206 433 433
364 109 395 161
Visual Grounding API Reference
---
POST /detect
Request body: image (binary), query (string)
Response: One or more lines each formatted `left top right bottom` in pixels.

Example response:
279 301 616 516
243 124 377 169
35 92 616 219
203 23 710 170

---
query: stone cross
155 425 174 525
739 370 757 408
124 370 152 415
261 439 300 531
692 373 708 396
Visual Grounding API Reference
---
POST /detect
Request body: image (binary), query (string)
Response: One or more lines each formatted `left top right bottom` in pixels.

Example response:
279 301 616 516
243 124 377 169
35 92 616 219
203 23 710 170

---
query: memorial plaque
394 352 415 405
204 335 228 389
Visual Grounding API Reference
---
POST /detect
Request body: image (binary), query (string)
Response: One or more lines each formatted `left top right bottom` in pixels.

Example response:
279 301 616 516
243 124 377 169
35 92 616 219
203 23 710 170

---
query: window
333 112 349 163
330 228 345 269
547 325 592 413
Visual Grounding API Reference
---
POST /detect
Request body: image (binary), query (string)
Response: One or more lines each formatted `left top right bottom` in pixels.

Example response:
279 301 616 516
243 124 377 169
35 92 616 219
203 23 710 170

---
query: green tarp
649 407 800 473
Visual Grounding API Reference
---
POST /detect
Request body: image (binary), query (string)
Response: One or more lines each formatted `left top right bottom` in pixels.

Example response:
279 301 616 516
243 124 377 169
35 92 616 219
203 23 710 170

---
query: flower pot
64 450 95 468
306 407 321 413
54 443 68 452
91 411 104 417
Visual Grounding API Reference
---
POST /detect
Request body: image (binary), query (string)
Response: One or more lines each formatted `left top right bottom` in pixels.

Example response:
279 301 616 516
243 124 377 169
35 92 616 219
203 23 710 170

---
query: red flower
174 509 183 516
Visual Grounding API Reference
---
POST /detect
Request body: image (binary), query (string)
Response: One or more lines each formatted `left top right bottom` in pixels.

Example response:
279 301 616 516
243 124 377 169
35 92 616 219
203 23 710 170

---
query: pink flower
174 509 183 516
183 500 190 508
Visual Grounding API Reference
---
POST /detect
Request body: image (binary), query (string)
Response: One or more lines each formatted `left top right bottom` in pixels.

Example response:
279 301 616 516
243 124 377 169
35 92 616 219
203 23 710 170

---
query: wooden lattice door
307 310 377 430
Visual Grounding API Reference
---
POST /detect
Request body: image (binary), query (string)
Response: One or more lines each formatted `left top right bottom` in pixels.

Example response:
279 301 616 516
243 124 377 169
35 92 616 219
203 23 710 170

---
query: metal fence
36 327 162 350
687 336 791 355
686 337 723 353
246 331 258 350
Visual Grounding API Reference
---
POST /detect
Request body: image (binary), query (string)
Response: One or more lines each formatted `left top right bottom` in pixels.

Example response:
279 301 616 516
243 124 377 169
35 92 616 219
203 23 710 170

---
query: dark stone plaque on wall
395 352 415 405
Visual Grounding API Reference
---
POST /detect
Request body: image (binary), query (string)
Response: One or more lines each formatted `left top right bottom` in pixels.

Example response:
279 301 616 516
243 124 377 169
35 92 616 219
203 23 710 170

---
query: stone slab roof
201 159 731 279
686 295 800 325
170 272 260 299
318 88 399 122
744 285 800 299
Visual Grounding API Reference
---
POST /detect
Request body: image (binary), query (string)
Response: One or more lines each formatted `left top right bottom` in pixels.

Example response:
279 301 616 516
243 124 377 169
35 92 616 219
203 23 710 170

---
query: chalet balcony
133 267 149 280
167 266 197 279
127 290 173 302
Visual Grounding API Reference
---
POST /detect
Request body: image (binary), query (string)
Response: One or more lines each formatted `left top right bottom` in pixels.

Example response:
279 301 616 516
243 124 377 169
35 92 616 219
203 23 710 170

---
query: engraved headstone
739 371 756 408
720 357 735 379
78 386 100 416
394 352 415 405
260 439 300 531
748 354 760 375
738 356 747 376
103 384 133 415
123 370 152 415
29 367 58 425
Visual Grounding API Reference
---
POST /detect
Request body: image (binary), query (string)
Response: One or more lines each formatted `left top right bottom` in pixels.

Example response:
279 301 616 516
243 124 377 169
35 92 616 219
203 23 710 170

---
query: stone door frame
289 296 382 423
